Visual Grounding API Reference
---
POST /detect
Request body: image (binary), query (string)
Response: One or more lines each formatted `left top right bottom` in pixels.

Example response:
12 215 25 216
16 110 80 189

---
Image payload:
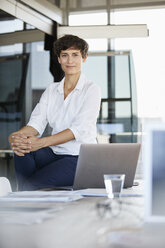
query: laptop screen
73 143 141 190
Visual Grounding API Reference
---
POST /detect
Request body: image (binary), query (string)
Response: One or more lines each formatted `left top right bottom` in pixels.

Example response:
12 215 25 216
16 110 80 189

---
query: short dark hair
54 34 89 58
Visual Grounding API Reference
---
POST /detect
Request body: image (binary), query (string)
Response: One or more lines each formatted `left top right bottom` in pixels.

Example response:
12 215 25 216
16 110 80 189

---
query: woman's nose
67 55 73 63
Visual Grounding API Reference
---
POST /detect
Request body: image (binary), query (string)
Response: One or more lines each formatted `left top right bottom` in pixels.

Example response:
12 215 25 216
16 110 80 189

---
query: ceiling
1 0 165 23
0 0 164 45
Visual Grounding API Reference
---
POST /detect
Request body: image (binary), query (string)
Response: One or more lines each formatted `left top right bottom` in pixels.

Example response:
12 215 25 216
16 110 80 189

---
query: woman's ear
82 55 87 63
58 57 61 64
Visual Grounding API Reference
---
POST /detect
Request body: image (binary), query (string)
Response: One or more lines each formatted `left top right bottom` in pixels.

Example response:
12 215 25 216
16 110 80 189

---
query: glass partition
0 54 29 149
82 51 138 143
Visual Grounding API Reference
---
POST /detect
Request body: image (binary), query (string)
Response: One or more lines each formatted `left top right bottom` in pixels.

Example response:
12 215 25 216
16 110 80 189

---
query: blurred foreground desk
0 184 148 248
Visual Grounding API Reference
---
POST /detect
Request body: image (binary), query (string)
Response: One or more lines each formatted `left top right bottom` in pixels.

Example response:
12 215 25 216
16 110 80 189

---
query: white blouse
27 73 101 155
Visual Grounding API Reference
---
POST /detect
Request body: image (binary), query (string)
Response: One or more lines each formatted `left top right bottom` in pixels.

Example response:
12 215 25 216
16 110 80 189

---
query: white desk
0 184 145 248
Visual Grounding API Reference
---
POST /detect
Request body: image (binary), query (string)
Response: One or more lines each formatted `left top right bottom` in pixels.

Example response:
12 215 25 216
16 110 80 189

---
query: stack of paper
0 191 83 225
0 190 83 202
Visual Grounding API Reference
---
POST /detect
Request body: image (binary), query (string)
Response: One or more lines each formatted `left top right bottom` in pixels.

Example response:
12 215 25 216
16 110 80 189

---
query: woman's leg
14 147 61 190
22 155 78 191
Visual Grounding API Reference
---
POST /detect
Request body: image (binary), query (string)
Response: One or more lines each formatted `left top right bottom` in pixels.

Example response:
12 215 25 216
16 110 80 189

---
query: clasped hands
11 132 41 157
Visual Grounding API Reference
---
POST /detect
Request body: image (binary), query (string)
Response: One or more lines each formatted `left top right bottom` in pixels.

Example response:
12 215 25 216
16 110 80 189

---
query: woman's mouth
66 65 75 68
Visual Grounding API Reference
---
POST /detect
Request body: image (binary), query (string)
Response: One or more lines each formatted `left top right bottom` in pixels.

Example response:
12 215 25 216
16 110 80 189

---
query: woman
9 34 101 191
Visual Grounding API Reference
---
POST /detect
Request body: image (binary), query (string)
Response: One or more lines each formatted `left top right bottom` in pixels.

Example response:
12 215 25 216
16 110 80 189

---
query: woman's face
58 48 87 75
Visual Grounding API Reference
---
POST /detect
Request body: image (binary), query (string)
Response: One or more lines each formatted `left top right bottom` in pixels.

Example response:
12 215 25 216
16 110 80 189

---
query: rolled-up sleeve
27 87 49 136
69 84 101 143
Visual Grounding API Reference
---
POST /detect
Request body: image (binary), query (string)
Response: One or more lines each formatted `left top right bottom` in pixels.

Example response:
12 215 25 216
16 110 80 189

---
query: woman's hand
27 136 44 152
10 132 32 156
11 134 43 156
9 126 39 156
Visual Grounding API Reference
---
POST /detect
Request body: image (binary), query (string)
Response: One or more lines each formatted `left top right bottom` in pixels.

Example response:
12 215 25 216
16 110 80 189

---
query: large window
29 41 53 111
30 41 53 90
0 54 29 149
111 8 165 120
70 8 165 122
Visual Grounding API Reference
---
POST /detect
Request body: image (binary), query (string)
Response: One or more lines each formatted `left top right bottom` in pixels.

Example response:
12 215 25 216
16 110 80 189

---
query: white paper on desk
0 191 83 202
76 188 108 197
9 190 77 196
75 188 143 197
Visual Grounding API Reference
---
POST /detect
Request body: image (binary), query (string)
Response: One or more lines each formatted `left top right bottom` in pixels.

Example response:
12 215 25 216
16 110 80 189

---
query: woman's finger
13 150 25 156
12 146 31 154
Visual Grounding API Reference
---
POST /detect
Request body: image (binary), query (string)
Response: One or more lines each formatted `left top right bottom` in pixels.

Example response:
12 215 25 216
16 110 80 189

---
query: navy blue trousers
14 147 78 191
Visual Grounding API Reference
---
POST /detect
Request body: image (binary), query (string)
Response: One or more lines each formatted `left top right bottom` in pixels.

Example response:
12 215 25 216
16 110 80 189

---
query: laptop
73 143 141 190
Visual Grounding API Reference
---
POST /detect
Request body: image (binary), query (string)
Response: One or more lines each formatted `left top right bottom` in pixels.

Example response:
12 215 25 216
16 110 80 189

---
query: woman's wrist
40 136 52 148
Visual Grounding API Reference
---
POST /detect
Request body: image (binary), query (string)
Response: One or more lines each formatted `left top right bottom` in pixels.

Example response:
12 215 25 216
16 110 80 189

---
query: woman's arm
10 127 75 155
27 128 75 152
